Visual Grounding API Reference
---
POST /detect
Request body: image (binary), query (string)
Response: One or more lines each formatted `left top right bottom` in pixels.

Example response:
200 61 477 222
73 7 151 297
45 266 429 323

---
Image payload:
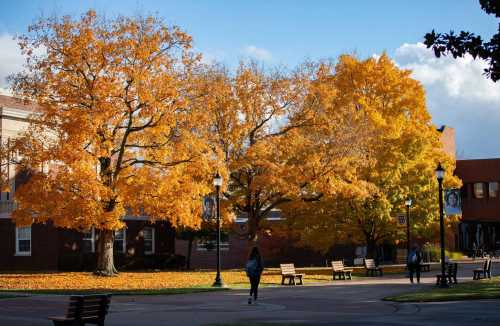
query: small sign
445 189 461 216
202 195 216 221
396 213 406 226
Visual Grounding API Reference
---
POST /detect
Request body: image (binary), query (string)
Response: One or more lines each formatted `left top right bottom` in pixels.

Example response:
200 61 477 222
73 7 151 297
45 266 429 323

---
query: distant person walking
407 245 422 284
245 247 264 304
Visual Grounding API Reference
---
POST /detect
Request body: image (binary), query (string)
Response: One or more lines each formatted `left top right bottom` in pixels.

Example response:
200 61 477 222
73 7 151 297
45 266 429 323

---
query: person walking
407 245 422 284
245 247 264 304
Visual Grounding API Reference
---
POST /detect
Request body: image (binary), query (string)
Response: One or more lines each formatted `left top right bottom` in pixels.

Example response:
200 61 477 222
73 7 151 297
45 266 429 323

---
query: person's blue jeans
249 275 261 300
408 263 421 283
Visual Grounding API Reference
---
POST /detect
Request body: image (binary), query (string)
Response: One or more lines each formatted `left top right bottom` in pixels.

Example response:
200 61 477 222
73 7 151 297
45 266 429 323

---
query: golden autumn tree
197 61 370 246
9 11 220 275
282 54 461 258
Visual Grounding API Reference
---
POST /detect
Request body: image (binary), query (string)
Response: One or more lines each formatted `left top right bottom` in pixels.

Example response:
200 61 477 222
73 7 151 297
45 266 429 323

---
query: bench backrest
331 260 345 272
66 294 111 321
280 263 297 275
364 259 376 269
446 262 458 276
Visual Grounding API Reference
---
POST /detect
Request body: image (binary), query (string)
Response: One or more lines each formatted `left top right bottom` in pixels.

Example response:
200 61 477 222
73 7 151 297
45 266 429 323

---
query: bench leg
347 272 352 280
298 276 303 285
282 276 285 285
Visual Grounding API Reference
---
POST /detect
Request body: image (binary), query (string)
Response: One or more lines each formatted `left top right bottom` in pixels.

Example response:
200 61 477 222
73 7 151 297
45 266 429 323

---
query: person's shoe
248 297 252 305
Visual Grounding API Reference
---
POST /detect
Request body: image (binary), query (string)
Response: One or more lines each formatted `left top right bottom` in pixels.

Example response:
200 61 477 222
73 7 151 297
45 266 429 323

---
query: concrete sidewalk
0 262 498 326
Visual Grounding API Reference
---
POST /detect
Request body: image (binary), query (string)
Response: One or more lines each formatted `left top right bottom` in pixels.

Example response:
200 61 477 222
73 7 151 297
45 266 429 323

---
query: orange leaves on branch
10 11 222 233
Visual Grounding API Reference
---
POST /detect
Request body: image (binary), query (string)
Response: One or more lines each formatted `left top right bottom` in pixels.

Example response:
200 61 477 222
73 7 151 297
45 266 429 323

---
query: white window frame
474 183 485 199
489 182 498 198
143 227 155 255
15 226 31 256
114 228 126 254
82 227 95 253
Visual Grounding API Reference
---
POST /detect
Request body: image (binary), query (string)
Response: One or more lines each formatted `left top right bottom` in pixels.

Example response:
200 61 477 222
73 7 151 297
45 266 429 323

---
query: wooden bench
436 262 458 285
364 259 383 276
280 263 304 285
331 260 353 280
473 259 492 280
48 294 111 326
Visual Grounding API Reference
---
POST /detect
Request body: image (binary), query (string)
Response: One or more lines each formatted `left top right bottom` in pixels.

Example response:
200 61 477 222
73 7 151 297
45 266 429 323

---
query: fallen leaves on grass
0 270 332 291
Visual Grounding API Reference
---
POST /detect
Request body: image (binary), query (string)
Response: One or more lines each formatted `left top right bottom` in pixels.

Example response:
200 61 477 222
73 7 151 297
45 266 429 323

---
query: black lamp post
405 197 412 259
212 172 224 287
436 163 448 288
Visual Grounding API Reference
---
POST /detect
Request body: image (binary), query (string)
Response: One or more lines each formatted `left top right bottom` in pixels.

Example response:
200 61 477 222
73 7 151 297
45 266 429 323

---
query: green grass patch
0 286 228 296
385 277 500 302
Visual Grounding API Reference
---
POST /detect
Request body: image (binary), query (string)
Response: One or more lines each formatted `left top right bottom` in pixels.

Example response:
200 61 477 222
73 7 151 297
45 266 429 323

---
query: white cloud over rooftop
0 34 23 90
394 43 500 159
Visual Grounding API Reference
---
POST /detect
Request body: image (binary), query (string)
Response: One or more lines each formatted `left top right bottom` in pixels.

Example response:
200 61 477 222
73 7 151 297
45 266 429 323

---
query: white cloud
242 45 272 61
0 33 24 90
394 43 500 159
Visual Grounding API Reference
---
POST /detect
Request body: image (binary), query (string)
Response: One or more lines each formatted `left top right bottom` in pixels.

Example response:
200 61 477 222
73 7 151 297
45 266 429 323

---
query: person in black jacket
407 245 422 284
245 247 264 304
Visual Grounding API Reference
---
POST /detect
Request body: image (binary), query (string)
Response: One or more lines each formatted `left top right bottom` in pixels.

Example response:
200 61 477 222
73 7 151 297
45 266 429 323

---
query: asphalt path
0 262 498 326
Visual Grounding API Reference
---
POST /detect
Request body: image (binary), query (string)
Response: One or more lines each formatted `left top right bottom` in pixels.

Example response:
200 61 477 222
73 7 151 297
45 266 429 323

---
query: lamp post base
212 278 225 288
439 279 449 288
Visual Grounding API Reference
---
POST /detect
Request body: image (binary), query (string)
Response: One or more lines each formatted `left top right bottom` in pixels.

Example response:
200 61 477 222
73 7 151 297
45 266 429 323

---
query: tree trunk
95 229 118 276
366 236 377 260
247 215 259 248
186 236 193 270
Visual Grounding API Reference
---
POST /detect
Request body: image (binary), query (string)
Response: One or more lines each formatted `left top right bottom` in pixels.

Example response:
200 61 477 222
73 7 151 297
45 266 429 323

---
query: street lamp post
212 172 224 287
405 197 412 259
436 163 448 288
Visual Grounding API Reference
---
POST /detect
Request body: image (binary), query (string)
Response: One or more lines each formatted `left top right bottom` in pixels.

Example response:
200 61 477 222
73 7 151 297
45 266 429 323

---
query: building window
15 226 31 256
114 228 126 254
473 183 485 199
489 182 498 198
143 227 155 255
196 240 229 251
82 228 95 253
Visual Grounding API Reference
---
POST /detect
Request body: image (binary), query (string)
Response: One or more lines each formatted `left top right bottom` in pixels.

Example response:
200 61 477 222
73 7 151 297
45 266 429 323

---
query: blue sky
0 1 497 66
0 1 499 158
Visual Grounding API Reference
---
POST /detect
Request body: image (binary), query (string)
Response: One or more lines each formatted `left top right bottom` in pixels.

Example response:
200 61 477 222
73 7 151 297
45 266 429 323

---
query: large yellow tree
283 54 461 257
198 62 370 245
10 11 219 275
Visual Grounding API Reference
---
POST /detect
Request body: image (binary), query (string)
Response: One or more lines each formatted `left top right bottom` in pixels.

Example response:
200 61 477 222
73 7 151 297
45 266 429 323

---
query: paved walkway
1 262 498 326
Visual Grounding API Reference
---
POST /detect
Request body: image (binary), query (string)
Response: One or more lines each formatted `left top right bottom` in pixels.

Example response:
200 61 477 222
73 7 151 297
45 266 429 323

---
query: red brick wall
0 219 176 271
456 159 500 222
0 220 59 270
175 225 336 269
439 126 456 158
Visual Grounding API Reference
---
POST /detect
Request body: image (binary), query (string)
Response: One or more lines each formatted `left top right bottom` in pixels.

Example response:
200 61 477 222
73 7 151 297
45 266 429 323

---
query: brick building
455 158 500 254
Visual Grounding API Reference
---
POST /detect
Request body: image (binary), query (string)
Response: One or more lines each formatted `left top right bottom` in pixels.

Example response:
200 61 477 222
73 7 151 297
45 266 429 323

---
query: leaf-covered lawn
385 276 500 302
0 270 333 294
